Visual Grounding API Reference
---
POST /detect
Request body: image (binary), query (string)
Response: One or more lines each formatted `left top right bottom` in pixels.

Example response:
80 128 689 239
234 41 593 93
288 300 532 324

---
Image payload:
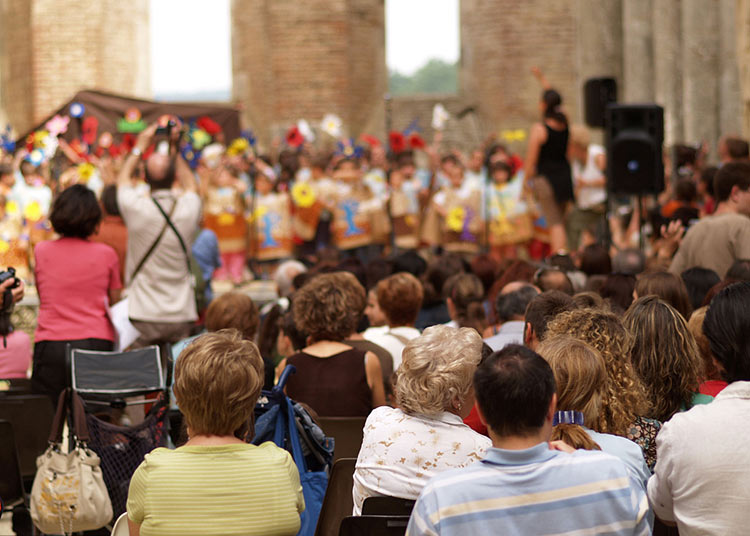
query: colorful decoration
77 162 95 182
285 126 305 148
0 240 9 255
26 149 45 167
117 107 146 133
23 201 42 222
45 115 70 136
432 103 450 130
389 131 406 154
0 125 15 154
500 129 527 143
446 206 466 232
335 138 364 159
69 102 85 118
408 133 425 149
196 116 221 136
5 201 19 215
360 134 381 147
320 114 343 138
297 120 315 143
190 128 211 150
241 129 256 147
82 116 99 146
291 182 316 208
227 138 250 157
341 200 363 237
98 132 113 148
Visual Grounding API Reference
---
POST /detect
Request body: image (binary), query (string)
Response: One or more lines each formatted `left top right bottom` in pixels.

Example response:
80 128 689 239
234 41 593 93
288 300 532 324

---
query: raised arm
117 123 157 188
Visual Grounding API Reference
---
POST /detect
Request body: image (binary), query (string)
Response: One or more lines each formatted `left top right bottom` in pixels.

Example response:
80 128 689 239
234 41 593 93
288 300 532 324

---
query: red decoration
509 154 523 175
142 143 155 160
286 126 304 148
196 116 221 136
360 134 381 147
25 135 34 153
408 133 425 150
121 134 135 153
82 117 99 146
389 131 406 154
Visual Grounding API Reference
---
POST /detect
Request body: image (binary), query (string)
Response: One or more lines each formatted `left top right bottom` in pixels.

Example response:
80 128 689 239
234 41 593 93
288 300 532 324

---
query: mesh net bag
85 397 169 517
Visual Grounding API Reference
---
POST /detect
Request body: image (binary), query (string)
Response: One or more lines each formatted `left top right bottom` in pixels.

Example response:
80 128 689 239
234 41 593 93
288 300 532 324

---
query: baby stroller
253 365 334 536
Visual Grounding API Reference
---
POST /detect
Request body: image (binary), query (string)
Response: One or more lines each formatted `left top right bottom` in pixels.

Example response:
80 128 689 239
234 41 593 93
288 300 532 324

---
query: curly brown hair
547 308 650 436
376 272 424 326
623 296 703 421
292 272 365 342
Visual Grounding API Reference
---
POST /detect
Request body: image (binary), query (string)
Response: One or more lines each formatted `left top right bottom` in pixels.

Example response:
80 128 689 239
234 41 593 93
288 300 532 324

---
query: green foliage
388 58 458 95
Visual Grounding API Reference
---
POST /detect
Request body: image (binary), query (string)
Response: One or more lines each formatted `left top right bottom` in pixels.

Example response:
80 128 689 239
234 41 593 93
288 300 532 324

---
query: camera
0 267 19 292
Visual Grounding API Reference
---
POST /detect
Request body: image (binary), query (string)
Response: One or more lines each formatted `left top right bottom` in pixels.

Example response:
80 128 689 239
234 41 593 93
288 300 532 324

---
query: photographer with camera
0 268 30 379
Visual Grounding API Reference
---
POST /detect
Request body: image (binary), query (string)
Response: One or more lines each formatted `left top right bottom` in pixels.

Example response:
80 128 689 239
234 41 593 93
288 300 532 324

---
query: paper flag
321 114 343 138
69 102 85 118
432 104 450 130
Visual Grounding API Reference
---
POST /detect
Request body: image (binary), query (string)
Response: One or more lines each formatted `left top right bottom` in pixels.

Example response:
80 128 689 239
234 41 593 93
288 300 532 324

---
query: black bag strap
151 197 192 280
131 198 177 280
49 388 90 444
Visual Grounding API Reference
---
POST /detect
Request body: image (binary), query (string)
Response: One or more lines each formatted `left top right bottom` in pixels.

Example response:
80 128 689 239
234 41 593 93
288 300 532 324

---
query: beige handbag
30 389 113 535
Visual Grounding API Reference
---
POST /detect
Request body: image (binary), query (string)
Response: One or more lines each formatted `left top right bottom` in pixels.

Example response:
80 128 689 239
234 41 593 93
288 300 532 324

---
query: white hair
274 260 307 298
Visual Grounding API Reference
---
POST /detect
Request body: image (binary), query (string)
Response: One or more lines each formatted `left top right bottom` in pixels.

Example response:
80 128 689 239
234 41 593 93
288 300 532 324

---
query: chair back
0 395 54 479
0 378 33 395
0 420 25 508
111 512 129 535
314 457 357 536
338 515 410 536
317 417 367 462
361 496 415 516
69 346 165 404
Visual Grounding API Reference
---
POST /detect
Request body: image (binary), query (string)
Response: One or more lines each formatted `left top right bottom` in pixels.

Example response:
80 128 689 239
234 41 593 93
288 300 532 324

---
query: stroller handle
274 364 297 394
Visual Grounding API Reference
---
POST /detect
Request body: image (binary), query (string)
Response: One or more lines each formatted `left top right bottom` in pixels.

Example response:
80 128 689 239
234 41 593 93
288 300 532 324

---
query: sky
149 0 460 97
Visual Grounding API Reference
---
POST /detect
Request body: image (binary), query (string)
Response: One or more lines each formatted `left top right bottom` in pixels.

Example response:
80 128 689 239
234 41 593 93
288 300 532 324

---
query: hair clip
553 410 585 426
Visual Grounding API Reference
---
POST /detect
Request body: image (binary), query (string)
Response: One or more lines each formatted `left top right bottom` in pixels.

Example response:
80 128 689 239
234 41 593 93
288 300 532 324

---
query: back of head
681 267 721 310
205 292 259 340
599 273 636 313
674 178 698 203
144 153 176 190
395 325 482 417
495 284 539 323
725 136 750 160
542 89 567 125
422 253 465 306
274 260 307 298
376 272 423 327
703 281 750 383
444 272 487 333
635 271 692 320
623 296 703 421
713 161 750 203
571 291 604 309
725 259 750 281
524 290 575 342
470 254 500 295
579 244 612 277
174 330 264 438
365 258 394 289
612 248 646 276
534 267 574 295
687 306 721 381
292 271 364 342
392 250 427 278
100 184 120 217
474 344 556 437
50 184 102 239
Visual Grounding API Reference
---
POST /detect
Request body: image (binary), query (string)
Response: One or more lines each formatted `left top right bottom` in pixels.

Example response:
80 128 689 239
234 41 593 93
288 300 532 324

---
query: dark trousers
31 338 114 404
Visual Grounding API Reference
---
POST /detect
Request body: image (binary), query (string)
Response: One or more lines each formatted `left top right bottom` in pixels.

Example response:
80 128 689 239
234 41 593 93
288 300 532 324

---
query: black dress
536 123 574 204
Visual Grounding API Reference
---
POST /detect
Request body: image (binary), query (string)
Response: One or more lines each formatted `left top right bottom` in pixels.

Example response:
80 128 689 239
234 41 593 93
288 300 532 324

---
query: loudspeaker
606 104 664 195
584 78 617 128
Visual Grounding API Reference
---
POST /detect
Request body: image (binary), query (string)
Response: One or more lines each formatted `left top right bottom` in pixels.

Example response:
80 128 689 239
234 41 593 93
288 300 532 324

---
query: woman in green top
624 295 713 423
127 330 304 536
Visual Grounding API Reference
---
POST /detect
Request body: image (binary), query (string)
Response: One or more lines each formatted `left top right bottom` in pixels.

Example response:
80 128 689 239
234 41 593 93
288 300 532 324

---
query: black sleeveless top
286 348 372 417
537 123 574 204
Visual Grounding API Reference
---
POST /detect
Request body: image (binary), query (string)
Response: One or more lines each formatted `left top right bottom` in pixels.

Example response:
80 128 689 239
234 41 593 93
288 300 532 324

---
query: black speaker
584 78 618 128
606 104 664 195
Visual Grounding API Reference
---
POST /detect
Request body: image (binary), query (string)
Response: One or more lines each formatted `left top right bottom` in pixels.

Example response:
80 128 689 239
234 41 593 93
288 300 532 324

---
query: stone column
718 0 741 137
682 0 720 147
652 0 683 145
622 0 654 102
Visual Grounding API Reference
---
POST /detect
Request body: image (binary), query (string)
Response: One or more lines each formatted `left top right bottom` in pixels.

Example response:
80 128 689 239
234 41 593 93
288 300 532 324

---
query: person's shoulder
252 441 296 464
139 446 173 467
86 240 119 257
365 405 402 427
563 448 630 473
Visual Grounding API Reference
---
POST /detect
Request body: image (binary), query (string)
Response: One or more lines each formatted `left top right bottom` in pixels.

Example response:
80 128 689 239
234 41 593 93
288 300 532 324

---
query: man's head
376 272 423 327
713 161 750 215
612 248 646 275
524 290 575 350
145 153 176 190
534 267 574 295
703 281 750 383
495 283 539 323
725 259 750 281
474 344 557 440
274 260 307 298
719 136 750 163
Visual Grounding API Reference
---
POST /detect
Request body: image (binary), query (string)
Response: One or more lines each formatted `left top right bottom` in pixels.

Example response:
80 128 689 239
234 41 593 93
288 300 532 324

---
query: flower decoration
82 116 99 146
217 213 237 226
190 128 212 150
227 137 250 157
291 182 316 208
196 116 221 136
408 133 425 149
320 114 343 138
389 131 406 154
181 143 202 169
359 134 381 147
335 138 364 159
402 119 420 137
45 115 70 136
117 107 146 133
446 206 466 232
500 129 527 143
121 134 136 153
285 126 305 148
32 130 50 148
432 103 450 130
77 162 95 183
26 149 45 167
297 120 315 143
23 201 42 222
0 125 15 154
241 129 256 147
98 132 113 149
509 154 523 175
0 240 9 254
69 102 85 118
5 201 19 215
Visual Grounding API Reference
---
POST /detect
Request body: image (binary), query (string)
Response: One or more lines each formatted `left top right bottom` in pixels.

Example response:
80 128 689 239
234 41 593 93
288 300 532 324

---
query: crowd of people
1 68 750 535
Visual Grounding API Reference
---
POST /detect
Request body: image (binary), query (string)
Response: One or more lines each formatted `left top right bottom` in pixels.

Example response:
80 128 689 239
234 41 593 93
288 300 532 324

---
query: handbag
30 389 113 535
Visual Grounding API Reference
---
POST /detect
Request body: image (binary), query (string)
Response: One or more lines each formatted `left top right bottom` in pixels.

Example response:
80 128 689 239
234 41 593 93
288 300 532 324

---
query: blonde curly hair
393 325 482 417
547 308 650 435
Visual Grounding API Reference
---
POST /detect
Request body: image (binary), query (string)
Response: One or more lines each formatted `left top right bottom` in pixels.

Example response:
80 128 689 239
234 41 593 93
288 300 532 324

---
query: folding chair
68 346 170 519
338 515 410 536
317 416 367 462
0 377 33 395
361 496 416 517
0 394 55 481
314 457 357 536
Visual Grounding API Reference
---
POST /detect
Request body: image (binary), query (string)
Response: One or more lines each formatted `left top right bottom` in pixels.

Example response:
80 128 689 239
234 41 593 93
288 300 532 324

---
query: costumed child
248 171 292 276
388 159 424 252
290 153 335 258
422 154 482 255
484 161 533 260
0 194 30 281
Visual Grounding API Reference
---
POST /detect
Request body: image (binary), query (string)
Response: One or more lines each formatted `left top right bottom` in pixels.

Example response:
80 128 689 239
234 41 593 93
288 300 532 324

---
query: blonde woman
546 308 660 470
624 296 712 422
538 335 650 490
127 330 304 536
352 326 491 514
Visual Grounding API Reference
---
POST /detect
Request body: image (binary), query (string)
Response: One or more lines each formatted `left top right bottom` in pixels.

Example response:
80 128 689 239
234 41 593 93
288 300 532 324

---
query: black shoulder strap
151 197 192 278
131 199 177 280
